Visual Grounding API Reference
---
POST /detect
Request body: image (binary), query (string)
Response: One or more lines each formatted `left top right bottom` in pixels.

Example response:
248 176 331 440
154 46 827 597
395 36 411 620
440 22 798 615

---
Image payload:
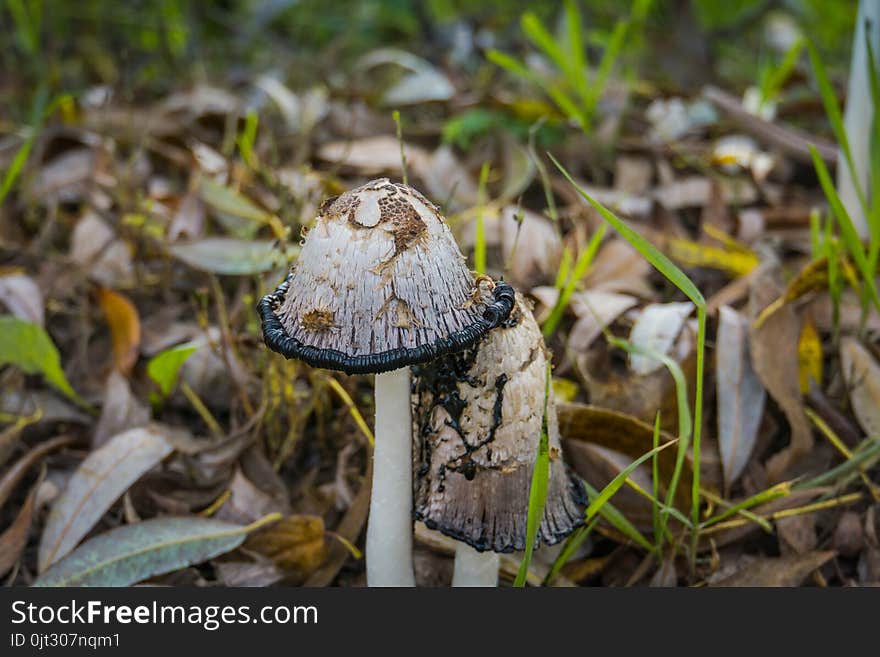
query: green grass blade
581 439 679 534
590 20 628 117
542 223 607 337
474 162 490 274
810 145 880 312
514 362 553 587
582 481 655 552
651 411 662 547
808 41 869 218
521 12 569 78
563 0 590 107
551 154 705 307
543 519 598 585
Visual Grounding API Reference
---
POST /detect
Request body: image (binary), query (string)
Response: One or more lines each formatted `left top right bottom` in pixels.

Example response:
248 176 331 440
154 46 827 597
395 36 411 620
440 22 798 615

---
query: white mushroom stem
366 368 415 586
838 0 879 239
452 543 500 587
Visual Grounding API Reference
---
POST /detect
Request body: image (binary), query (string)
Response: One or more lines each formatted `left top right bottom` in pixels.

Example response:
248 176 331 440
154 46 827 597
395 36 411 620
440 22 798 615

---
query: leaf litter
1 3 878 588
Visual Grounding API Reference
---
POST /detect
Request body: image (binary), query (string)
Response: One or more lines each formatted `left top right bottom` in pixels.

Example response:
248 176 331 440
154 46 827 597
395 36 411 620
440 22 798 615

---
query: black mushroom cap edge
258 273 516 376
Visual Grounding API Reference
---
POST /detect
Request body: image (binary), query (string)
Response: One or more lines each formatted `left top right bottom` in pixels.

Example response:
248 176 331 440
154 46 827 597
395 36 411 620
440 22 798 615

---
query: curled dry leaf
215 467 290 525
357 48 454 105
0 470 43 577
97 287 141 376
748 264 812 481
710 550 835 587
840 337 880 438
69 212 135 288
583 238 653 298
35 515 270 587
716 305 765 490
567 291 638 354
499 205 562 288
244 515 327 580
0 272 44 326
168 191 205 241
26 148 97 205
0 435 76 512
317 136 429 176
39 426 174 571
628 301 694 376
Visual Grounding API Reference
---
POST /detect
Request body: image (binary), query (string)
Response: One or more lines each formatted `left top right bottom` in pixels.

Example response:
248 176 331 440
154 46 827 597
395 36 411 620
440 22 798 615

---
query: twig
702 85 838 164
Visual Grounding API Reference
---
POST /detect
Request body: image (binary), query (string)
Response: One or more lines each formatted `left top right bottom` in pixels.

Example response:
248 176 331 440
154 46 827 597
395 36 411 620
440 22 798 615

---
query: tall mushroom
412 293 585 586
259 178 514 586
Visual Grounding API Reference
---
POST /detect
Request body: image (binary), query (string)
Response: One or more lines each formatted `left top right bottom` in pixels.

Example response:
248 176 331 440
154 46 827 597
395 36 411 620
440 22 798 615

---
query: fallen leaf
245 514 326 579
168 191 205 241
39 426 174 571
97 287 141 376
499 205 561 287
26 148 96 205
567 291 638 354
199 178 274 226
168 238 289 275
628 302 694 375
0 272 44 326
35 515 275 587
215 558 284 587
93 370 150 449
749 264 812 481
797 315 823 394
558 403 689 506
840 337 880 438
833 511 864 558
0 315 87 407
69 212 135 288
716 305 765 490
583 238 653 297
317 136 429 175
0 471 42 577
710 551 835 586
215 468 290 525
667 238 759 277
358 48 454 105
776 514 817 556
0 436 76 511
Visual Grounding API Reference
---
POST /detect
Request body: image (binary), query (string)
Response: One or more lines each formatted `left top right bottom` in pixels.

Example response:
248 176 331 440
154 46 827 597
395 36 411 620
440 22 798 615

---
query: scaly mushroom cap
412 294 586 553
259 179 514 374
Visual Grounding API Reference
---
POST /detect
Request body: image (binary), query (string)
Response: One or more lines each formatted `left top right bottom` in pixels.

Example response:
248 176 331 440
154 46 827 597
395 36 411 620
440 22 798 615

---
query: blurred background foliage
1 0 857 116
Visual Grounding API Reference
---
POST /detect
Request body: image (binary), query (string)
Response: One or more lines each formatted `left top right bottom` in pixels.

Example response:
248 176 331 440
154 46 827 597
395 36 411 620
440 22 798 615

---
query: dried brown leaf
840 337 880 438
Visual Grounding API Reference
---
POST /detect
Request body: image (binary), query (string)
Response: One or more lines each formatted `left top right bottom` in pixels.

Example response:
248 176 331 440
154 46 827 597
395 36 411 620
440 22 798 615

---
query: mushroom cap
412 294 586 553
259 179 514 374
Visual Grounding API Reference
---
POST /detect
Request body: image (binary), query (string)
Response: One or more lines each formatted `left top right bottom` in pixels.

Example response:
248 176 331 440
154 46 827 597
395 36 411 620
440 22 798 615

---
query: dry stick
702 85 838 165
210 275 254 417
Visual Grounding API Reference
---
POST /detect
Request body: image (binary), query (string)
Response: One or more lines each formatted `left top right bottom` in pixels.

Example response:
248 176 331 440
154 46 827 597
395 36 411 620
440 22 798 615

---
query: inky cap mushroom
412 293 586 553
259 178 514 374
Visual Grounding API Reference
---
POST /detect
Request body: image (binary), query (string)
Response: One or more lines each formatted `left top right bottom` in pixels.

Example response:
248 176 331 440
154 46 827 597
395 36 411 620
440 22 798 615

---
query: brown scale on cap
412 294 586 553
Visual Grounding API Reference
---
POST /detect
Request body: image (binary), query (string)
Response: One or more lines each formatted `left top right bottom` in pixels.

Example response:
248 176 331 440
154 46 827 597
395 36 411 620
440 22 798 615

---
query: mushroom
258 178 514 586
412 293 585 586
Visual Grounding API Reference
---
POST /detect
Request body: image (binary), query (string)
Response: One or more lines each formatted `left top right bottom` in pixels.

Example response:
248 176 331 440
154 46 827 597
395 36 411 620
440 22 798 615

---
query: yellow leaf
797 316 822 394
97 287 141 376
552 377 579 403
667 238 759 277
245 515 327 577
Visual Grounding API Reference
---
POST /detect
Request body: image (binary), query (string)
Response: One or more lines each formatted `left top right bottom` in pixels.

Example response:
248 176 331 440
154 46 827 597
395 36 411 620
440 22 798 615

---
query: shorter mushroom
412 292 585 585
